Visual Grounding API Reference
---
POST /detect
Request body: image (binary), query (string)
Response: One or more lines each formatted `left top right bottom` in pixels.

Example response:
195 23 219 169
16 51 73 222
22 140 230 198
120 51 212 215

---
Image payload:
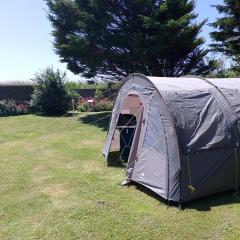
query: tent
103 74 240 204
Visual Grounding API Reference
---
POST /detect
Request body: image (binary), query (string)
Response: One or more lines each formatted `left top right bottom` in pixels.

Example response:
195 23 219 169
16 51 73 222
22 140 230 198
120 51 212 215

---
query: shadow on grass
132 182 169 205
79 112 111 131
185 190 240 211
131 183 240 211
107 151 126 168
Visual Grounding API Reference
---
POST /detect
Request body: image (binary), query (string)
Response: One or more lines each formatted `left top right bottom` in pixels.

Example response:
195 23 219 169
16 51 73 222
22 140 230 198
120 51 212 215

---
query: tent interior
108 94 143 166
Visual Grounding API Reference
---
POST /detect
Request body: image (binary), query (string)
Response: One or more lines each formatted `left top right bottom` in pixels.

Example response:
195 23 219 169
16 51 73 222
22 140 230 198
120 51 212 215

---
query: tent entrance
117 114 137 161
108 94 144 170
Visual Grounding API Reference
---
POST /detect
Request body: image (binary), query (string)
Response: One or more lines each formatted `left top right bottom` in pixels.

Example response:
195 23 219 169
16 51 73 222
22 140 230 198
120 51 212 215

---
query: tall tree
46 0 215 80
211 0 240 69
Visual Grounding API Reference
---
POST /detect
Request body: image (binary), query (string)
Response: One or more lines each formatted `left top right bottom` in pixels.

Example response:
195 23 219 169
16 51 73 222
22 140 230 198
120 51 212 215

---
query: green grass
0 114 239 240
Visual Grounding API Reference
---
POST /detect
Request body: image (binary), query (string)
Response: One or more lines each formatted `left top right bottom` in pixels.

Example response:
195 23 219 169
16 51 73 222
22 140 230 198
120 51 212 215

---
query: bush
30 67 72 116
0 100 30 116
77 102 90 112
93 99 113 112
77 97 113 112
94 88 103 99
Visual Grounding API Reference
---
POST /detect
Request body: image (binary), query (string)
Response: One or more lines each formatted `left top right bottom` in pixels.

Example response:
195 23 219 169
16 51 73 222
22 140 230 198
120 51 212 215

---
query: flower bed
0 100 30 116
76 97 113 112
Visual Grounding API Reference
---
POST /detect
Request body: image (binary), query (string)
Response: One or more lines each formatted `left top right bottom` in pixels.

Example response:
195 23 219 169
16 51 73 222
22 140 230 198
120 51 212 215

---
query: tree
210 0 240 70
31 67 72 116
207 59 240 78
46 0 216 80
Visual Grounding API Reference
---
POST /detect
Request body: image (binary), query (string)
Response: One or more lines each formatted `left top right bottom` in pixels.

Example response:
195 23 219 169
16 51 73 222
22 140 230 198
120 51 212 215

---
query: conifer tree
211 0 240 70
47 0 216 80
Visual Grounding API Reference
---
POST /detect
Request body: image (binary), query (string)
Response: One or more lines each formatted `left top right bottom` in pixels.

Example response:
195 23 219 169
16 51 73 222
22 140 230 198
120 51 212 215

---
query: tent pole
234 144 239 194
179 168 183 209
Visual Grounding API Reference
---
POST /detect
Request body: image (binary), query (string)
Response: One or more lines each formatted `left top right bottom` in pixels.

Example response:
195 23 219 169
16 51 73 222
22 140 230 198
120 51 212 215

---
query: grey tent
103 74 240 203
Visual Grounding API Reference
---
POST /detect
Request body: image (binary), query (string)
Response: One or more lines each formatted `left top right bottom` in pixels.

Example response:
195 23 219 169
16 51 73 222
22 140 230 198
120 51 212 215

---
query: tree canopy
46 0 216 80
211 0 240 70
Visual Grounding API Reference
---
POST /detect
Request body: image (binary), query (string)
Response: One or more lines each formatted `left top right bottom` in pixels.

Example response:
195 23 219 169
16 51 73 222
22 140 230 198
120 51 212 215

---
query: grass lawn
0 114 240 240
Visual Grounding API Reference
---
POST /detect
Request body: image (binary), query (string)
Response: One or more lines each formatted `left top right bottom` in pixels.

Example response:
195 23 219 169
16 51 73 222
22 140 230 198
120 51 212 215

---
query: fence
0 86 34 101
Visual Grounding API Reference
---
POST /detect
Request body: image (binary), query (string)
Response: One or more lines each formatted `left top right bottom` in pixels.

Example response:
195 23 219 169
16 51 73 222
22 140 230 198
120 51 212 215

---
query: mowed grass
0 114 240 240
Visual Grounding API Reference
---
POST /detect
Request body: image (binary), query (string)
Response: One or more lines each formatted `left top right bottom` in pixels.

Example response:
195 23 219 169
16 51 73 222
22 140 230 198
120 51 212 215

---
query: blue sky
0 0 223 82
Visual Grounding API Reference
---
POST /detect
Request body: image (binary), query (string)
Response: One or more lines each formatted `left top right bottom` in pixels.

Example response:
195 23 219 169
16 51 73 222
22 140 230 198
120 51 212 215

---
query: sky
0 0 223 83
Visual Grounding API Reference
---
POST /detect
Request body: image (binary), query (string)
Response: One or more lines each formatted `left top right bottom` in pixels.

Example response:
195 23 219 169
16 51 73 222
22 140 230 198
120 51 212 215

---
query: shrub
0 100 30 116
94 88 103 99
77 97 113 112
77 102 90 112
93 99 113 112
30 67 72 116
76 97 93 112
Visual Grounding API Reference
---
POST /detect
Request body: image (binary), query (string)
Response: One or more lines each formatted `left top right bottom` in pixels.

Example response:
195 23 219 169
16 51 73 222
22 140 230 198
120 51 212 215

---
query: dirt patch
65 163 75 169
32 166 46 172
42 184 66 198
32 166 50 184
32 175 49 184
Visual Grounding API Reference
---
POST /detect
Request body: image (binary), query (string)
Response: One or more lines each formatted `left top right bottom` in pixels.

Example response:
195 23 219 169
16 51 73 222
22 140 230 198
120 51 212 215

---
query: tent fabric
208 78 240 121
103 74 240 203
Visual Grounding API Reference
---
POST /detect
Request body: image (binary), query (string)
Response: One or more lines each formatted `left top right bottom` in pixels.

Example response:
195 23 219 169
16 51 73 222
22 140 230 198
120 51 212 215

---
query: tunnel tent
103 74 240 204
